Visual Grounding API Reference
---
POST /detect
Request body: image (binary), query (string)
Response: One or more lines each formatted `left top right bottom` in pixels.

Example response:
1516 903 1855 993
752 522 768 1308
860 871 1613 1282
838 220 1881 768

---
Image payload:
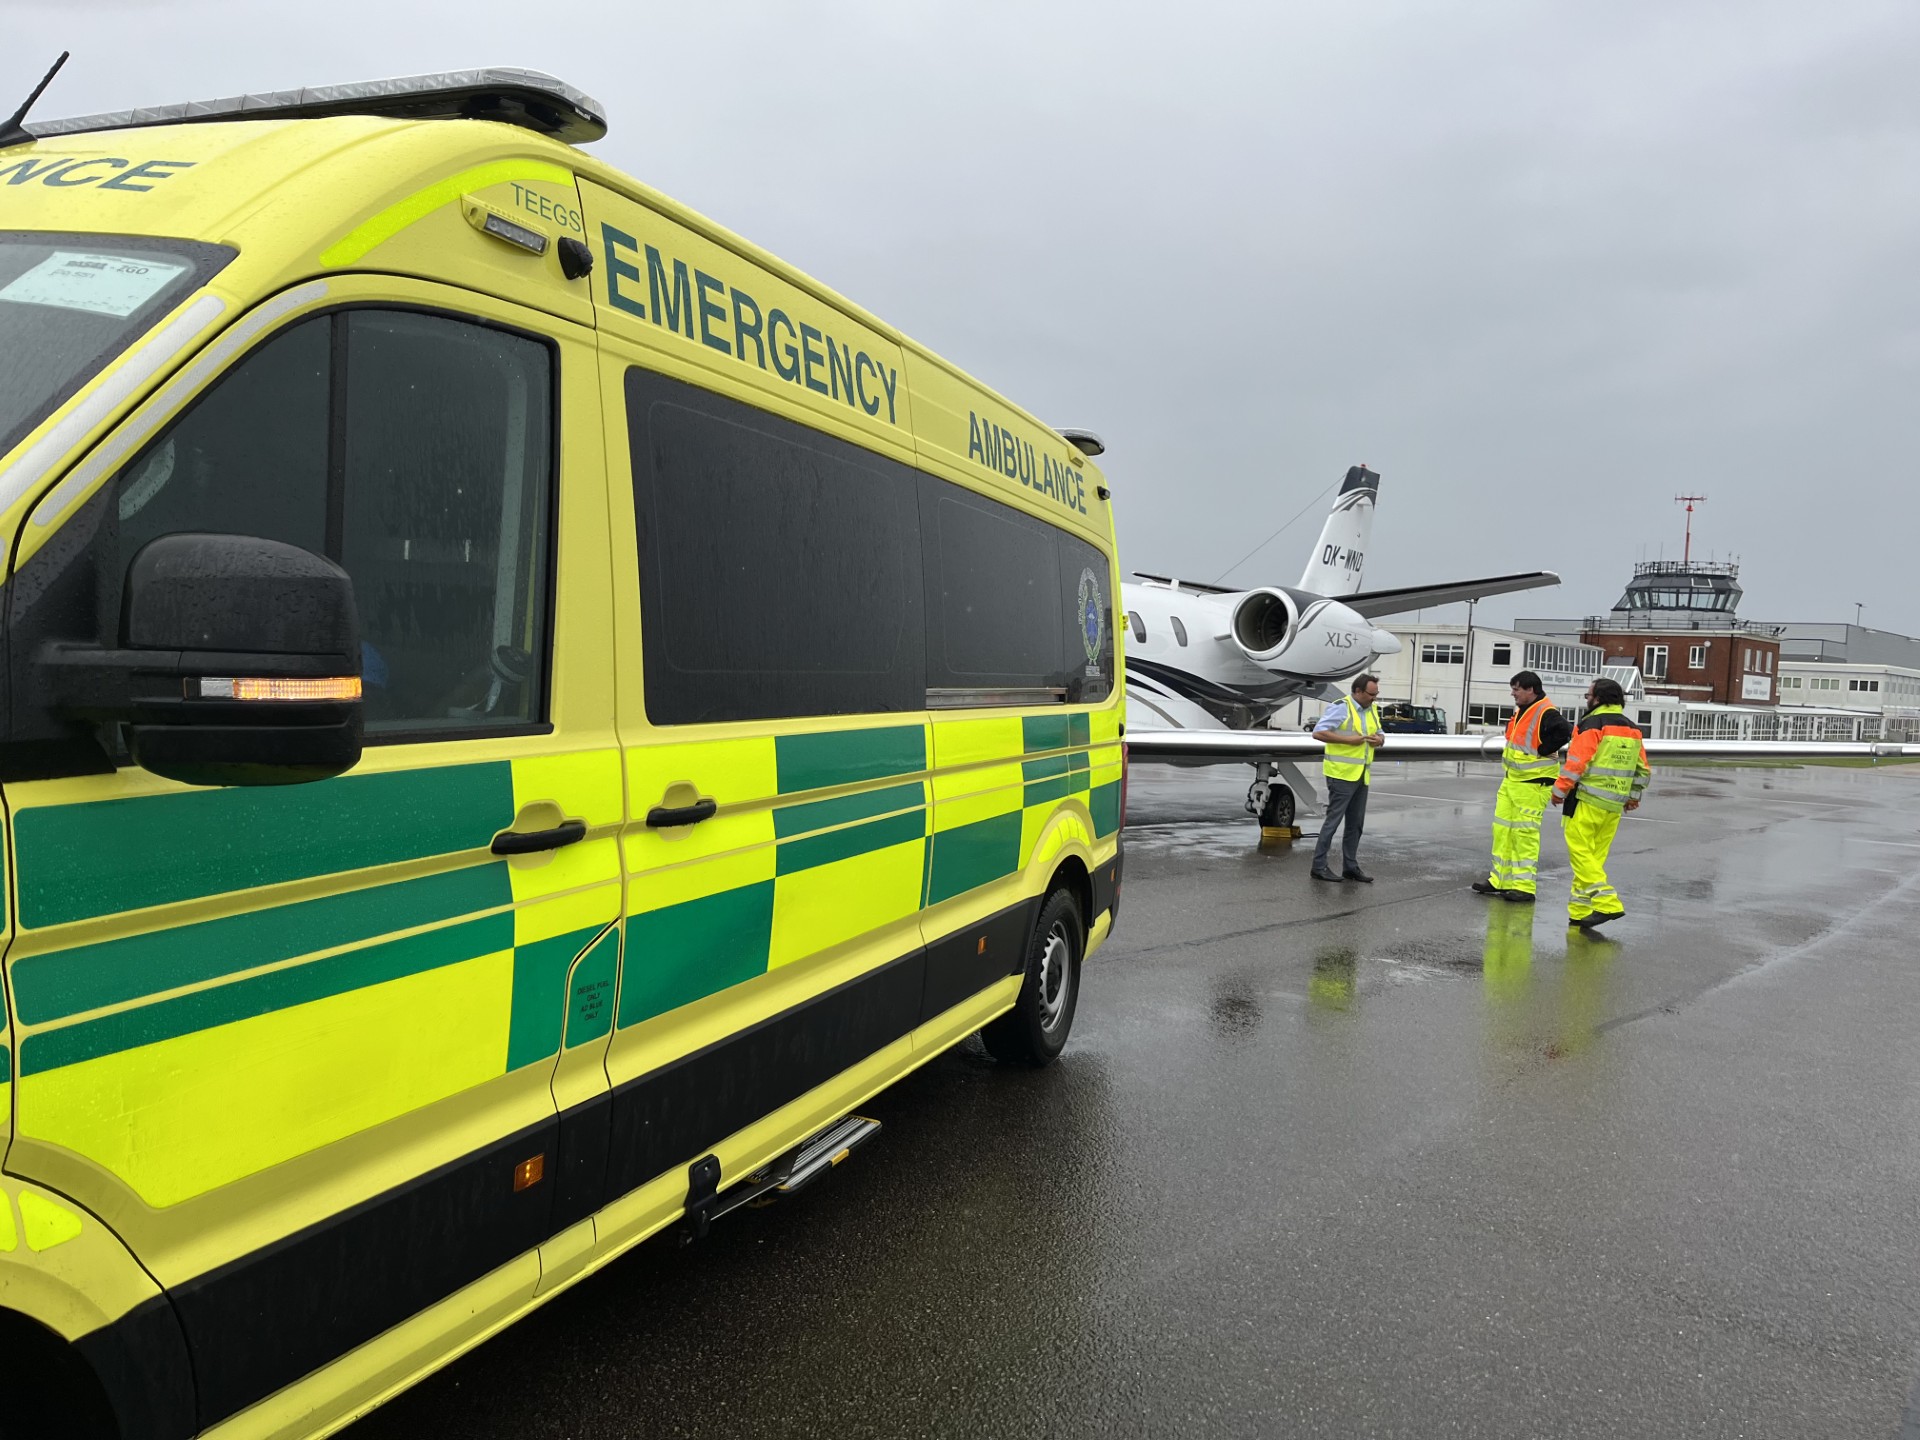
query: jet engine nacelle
1232 588 1401 680
1229 588 1299 662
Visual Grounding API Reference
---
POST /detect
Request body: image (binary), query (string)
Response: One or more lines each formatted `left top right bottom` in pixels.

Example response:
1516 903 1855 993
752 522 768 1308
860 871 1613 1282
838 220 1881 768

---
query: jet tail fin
1298 466 1378 596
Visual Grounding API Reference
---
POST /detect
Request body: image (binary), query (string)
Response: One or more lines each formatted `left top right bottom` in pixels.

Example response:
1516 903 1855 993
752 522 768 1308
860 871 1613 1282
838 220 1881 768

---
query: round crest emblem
1077 567 1104 664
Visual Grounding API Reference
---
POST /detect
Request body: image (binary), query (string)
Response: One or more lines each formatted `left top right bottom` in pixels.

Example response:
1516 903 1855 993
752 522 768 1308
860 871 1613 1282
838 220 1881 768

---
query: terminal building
1517 560 1783 707
1772 624 1920 741
1515 557 1920 742
1268 539 1919 741
1366 624 1614 731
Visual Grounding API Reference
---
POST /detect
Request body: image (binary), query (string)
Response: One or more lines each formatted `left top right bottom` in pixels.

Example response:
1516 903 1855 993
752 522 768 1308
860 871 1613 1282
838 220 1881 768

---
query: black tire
982 888 1084 1066
1259 783 1296 829
0 1313 118 1440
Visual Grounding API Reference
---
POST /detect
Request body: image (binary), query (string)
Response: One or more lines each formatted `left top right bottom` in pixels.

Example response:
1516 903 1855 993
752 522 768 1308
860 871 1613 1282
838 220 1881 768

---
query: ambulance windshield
0 232 233 460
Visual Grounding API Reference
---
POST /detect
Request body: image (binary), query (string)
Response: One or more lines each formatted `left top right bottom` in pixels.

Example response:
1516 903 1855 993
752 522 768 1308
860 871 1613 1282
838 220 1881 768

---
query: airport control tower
1610 557 1743 618
1610 494 1741 618
1580 498 1782 705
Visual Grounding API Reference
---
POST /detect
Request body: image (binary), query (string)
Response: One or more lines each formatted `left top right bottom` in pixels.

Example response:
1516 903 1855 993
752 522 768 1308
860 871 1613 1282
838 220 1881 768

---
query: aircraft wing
1130 572 1236 595
1340 571 1561 619
1127 730 1920 763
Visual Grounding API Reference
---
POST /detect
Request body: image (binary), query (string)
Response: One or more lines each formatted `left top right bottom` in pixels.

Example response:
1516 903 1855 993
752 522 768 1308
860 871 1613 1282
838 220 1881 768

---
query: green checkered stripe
620 726 930 1030
924 713 1118 906
620 716 1118 1030
7 763 612 1079
4 718 1121 1071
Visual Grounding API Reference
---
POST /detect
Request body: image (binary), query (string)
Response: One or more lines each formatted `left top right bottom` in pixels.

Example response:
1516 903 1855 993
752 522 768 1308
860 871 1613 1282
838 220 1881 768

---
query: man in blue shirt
1310 674 1385 883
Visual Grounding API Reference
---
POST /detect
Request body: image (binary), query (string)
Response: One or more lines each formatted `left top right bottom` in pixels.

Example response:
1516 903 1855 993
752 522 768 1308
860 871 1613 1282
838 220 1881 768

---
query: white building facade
1776 662 1920 742
1368 624 1607 732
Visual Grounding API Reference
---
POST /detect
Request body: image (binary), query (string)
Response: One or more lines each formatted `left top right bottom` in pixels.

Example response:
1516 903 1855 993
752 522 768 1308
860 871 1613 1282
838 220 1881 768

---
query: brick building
1519 559 1783 707
1580 619 1781 705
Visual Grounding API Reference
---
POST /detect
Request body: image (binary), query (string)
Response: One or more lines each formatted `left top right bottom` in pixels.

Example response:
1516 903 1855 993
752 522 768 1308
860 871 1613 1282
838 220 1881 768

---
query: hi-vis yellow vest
1323 696 1382 784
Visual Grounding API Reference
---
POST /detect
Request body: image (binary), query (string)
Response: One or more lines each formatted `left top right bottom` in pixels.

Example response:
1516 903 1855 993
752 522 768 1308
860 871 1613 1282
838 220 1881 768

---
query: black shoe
1342 869 1374 883
1500 890 1536 904
1471 881 1504 896
1573 909 1624 929
1310 868 1343 883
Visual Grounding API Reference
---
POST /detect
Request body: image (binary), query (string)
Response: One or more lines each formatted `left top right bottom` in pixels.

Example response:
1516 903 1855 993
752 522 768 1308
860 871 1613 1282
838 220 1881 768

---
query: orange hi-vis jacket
1552 705 1651 813
1502 697 1562 782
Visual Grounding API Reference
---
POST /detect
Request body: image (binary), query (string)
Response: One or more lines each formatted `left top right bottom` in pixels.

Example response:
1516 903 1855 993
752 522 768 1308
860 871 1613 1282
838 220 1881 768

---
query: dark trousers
1313 777 1369 874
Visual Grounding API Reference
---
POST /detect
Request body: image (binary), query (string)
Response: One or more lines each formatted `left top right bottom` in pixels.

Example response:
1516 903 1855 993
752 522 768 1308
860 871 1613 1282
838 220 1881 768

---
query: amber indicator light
194 676 363 702
512 1154 545 1192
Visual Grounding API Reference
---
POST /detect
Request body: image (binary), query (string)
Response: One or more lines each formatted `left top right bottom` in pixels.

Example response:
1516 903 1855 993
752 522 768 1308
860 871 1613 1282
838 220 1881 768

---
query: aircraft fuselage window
1171 616 1188 647
1128 611 1146 644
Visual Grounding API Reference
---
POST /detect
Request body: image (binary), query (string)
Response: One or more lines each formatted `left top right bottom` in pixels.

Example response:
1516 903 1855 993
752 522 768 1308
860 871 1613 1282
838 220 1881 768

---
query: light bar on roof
28 67 608 144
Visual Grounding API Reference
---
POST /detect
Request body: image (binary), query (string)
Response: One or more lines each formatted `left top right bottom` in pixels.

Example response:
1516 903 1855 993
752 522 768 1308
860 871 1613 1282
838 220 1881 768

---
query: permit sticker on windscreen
0 251 190 318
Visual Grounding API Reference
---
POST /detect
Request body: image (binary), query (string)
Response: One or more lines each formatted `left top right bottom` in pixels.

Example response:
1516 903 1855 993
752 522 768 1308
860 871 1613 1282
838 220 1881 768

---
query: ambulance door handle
491 820 587 855
646 798 717 828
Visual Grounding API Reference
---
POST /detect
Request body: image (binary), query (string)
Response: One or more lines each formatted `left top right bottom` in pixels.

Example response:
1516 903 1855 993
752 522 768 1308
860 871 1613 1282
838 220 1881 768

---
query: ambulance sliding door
579 177 937 1244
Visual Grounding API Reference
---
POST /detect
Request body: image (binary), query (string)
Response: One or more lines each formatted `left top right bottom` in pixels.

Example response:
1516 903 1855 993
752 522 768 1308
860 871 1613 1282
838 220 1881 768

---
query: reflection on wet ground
351 760 1920 1440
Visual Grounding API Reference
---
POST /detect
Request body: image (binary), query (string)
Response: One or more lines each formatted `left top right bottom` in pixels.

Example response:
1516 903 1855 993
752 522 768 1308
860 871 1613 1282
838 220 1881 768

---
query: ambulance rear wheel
982 888 1083 1067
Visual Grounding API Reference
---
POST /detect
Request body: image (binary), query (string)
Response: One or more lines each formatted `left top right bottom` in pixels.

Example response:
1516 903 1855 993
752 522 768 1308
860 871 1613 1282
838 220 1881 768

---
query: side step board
682 1115 882 1241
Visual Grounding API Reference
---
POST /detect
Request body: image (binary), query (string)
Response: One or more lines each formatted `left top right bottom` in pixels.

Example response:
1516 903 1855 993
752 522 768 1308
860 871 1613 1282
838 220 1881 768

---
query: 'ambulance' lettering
967 412 1088 515
0 156 195 192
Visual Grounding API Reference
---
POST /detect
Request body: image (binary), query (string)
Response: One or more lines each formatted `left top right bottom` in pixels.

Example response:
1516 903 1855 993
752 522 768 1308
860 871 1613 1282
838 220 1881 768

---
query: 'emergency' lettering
597 226 902 426
646 246 694 339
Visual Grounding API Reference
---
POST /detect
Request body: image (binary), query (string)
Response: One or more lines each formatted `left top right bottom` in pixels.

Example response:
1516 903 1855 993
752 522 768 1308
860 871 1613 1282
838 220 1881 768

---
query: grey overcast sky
8 0 1918 629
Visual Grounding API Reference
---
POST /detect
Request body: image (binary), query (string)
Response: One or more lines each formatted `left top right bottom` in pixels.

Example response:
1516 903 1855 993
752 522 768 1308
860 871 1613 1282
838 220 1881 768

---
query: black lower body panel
920 897 1038 1021
169 1116 558 1429
1092 842 1123 926
602 948 927 1200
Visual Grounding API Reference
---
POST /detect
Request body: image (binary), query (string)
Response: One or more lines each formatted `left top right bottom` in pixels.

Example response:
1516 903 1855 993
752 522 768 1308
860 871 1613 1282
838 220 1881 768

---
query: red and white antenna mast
1674 494 1707 565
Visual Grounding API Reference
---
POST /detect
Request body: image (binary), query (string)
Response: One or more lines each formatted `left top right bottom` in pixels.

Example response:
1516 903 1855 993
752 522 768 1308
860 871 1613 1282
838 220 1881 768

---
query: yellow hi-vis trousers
1487 777 1550 895
1564 800 1625 920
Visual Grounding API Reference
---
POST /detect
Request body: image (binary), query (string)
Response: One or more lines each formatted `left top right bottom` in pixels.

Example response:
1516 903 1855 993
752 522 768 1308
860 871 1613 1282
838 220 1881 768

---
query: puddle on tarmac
1125 821 1296 863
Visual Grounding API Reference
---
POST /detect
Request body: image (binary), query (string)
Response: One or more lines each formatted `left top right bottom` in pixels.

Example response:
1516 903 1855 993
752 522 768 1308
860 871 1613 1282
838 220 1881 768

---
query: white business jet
1122 466 1920 829
1122 466 1560 828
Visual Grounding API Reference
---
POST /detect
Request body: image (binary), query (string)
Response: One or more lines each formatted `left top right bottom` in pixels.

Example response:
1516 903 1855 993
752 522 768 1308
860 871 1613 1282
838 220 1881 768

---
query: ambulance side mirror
46 533 365 787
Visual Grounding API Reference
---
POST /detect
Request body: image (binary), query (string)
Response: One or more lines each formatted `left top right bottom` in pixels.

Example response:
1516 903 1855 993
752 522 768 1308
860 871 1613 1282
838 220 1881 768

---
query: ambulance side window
625 366 923 725
921 482 1063 690
337 312 552 737
105 307 554 740
112 316 331 571
1058 530 1116 702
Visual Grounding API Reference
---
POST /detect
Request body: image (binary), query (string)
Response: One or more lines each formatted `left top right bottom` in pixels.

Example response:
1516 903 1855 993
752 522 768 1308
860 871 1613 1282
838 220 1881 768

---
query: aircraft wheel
1259 783 1296 829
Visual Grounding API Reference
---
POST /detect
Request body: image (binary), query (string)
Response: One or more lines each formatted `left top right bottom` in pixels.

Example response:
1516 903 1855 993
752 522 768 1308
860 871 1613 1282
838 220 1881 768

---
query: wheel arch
1044 852 1093 936
0 1183 198 1440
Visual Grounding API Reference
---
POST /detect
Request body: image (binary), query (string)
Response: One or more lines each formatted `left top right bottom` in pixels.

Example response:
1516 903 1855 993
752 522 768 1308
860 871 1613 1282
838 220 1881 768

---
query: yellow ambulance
0 68 1124 1438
